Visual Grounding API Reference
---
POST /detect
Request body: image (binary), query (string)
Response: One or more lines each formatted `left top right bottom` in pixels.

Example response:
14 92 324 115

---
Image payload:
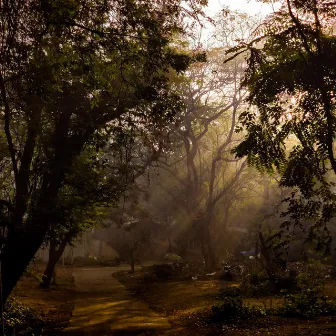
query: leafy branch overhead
231 0 336 254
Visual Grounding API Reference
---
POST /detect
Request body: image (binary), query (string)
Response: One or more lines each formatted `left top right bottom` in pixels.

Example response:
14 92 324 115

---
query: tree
96 191 156 273
0 0 207 303
40 147 120 288
232 0 336 255
153 12 260 271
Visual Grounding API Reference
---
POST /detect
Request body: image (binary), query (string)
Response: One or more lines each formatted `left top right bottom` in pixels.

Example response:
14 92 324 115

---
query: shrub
240 270 297 297
73 255 101 266
212 297 265 322
212 297 248 322
4 298 44 335
217 286 241 300
274 261 336 319
164 253 182 263
240 271 273 297
152 264 174 279
276 291 336 319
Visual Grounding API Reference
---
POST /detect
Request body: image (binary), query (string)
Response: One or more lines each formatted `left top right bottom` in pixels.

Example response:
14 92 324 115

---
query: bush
73 255 101 266
240 270 297 297
4 298 44 335
240 271 273 297
164 253 182 263
152 264 174 279
217 286 241 300
212 297 248 322
276 291 336 319
212 297 265 322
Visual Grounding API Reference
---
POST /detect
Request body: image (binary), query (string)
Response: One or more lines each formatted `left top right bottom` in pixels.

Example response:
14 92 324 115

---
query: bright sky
206 0 278 16
198 0 280 42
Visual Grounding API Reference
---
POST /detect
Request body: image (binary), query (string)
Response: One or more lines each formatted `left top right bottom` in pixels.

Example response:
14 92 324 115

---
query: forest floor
11 264 336 335
62 266 170 335
114 270 336 336
12 264 76 335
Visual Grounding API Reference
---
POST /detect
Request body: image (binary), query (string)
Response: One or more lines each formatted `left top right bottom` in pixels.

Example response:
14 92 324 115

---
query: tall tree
152 11 260 271
0 0 207 302
233 0 336 254
155 51 248 270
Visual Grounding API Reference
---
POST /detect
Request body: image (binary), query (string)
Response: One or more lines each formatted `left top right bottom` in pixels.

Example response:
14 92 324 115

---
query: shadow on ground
62 267 170 336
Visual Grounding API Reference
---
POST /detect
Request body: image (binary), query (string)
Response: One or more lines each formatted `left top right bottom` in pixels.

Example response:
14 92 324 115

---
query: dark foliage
275 291 336 319
4 298 44 335
231 0 336 254
211 296 265 322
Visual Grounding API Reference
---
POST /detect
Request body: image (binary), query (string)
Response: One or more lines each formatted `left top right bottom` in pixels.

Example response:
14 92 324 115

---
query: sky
198 0 280 41
206 0 279 16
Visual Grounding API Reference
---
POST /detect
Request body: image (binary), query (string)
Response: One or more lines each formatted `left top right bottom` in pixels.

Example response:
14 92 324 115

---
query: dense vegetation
1 0 336 334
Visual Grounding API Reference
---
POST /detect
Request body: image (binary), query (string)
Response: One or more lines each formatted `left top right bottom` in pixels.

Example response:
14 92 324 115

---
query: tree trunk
40 241 67 289
130 258 135 273
203 232 217 272
258 232 276 280
129 248 136 273
1 228 48 303
198 217 217 273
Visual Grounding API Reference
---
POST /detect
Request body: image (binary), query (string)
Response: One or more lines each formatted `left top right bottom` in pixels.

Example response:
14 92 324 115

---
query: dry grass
116 271 336 336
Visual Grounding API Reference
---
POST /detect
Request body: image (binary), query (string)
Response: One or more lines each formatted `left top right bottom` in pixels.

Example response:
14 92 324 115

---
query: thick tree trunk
40 241 67 289
202 233 217 272
1 228 48 303
258 232 276 280
198 217 217 273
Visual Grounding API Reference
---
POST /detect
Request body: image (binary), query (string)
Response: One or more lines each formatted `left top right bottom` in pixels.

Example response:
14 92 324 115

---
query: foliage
232 0 336 254
0 0 208 300
24 263 44 284
276 262 336 319
240 270 273 297
277 290 336 319
4 298 44 335
217 286 241 300
164 253 183 263
152 264 176 279
212 296 265 322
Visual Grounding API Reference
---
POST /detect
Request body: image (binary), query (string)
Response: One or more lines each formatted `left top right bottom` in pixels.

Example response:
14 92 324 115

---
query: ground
12 264 75 334
114 270 336 336
11 264 336 335
63 266 170 335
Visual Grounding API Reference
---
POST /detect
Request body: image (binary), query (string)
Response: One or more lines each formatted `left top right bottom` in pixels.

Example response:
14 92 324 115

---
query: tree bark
40 241 67 289
197 216 217 273
130 256 135 273
202 227 217 272
1 227 48 303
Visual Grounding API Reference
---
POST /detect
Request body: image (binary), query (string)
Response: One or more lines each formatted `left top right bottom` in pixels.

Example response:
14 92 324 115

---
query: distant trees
96 189 157 273
0 0 206 302
233 0 336 254
152 12 261 271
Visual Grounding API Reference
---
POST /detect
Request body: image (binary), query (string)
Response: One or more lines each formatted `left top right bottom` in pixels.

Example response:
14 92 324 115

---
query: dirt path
62 267 171 335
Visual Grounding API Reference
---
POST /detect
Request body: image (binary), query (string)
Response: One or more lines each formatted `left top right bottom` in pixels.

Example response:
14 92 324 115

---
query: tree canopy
0 0 207 302
233 0 336 254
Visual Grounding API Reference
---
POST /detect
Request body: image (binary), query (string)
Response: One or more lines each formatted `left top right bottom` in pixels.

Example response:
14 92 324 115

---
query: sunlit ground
63 267 170 335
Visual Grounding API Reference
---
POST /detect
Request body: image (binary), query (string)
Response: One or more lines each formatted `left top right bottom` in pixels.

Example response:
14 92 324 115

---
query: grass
115 270 336 336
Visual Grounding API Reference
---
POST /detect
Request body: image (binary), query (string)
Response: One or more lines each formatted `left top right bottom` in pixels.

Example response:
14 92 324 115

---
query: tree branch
0 72 18 182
